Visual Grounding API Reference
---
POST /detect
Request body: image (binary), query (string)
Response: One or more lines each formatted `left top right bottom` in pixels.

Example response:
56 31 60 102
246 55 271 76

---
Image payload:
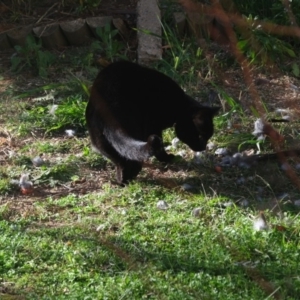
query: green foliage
82 146 107 169
1 186 300 298
76 0 102 13
2 3 300 298
35 162 78 186
0 179 15 195
19 95 87 135
11 36 56 77
292 62 300 77
95 23 125 61
232 0 300 25
238 26 297 64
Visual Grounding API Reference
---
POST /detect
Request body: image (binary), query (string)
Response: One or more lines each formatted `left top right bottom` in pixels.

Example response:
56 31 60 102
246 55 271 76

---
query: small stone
295 163 300 170
19 173 33 195
193 152 204 164
171 137 180 148
239 199 249 207
294 200 300 207
252 118 264 137
181 183 194 191
192 207 201 217
96 224 106 231
232 152 243 159
157 200 169 210
49 104 58 116
206 142 215 150
215 148 228 156
65 129 76 137
227 120 232 129
220 155 232 166
32 156 44 167
236 177 246 184
221 201 234 208
253 215 268 231
8 151 17 158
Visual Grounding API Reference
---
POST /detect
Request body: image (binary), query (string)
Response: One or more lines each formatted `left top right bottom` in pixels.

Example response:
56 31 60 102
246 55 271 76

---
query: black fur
86 61 219 184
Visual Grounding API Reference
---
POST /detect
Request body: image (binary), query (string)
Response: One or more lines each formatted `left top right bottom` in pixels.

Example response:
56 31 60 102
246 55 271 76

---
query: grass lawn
1 3 300 299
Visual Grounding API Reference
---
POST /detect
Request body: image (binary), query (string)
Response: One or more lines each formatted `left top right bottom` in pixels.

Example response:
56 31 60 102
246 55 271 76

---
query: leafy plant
11 35 56 77
237 27 296 65
48 95 87 133
19 95 87 135
82 146 107 169
95 23 124 61
231 0 300 25
76 0 102 13
0 179 15 195
35 162 78 186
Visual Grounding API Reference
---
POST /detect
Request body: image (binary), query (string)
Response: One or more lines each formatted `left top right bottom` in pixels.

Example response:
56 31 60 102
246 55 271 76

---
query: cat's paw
147 134 164 155
147 135 176 162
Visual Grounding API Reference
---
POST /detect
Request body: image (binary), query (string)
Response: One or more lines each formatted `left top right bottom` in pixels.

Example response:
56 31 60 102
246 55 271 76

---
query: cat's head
193 106 220 147
175 106 219 152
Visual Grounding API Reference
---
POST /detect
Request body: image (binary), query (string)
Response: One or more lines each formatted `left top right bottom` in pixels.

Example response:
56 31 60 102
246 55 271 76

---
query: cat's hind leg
116 160 142 185
91 133 142 184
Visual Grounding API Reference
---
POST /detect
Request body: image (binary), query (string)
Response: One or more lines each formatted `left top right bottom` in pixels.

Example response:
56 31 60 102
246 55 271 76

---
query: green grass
1 186 300 299
1 7 300 299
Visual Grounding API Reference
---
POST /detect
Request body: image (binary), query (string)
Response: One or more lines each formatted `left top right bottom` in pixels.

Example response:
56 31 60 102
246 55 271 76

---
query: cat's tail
104 129 164 161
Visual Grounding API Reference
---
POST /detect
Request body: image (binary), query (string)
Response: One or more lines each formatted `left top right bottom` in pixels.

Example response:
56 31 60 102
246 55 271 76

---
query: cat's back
91 61 185 108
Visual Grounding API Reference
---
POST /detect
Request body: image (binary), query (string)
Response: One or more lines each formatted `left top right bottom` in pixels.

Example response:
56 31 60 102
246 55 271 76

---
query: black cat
85 61 219 184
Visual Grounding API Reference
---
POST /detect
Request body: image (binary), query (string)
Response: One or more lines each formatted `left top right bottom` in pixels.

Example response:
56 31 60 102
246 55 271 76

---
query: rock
192 207 201 217
113 18 130 40
86 16 112 37
65 129 76 137
206 142 215 150
294 200 300 207
60 19 93 46
215 148 228 156
171 137 180 148
157 200 169 210
253 212 268 231
181 183 194 191
32 156 44 167
33 23 68 49
137 0 162 64
239 199 249 207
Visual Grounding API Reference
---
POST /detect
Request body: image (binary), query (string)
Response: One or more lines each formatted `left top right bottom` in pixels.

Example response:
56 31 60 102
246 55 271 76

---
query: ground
1 1 300 299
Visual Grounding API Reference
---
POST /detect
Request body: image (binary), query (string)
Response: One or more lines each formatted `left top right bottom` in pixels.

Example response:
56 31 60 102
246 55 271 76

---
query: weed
0 178 15 196
35 162 78 186
11 36 56 77
1 2 300 298
12 155 33 167
82 146 107 169
76 0 102 14
238 27 297 65
232 0 300 25
95 23 125 62
19 94 87 135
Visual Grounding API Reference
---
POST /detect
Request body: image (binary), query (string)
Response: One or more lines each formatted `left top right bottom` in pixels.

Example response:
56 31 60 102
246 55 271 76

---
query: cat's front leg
147 135 175 163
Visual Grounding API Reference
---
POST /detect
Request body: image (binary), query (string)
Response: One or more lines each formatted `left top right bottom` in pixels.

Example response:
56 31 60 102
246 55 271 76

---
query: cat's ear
193 106 220 119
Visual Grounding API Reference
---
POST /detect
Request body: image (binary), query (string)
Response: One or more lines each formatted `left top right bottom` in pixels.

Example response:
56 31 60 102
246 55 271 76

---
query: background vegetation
0 0 300 299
